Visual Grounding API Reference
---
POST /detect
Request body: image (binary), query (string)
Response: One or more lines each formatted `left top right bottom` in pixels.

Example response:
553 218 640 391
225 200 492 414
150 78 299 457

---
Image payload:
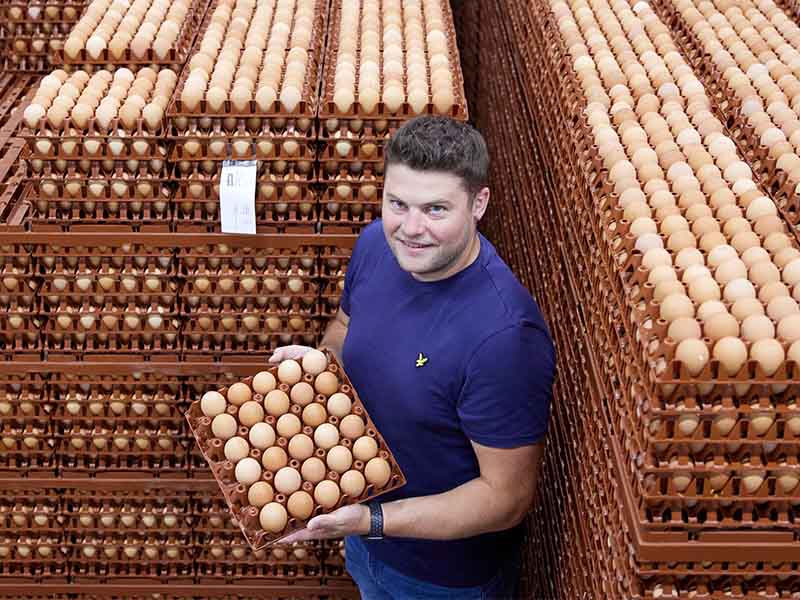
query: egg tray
42 318 180 356
186 354 406 550
38 271 178 299
0 327 43 355
57 423 185 456
176 245 320 274
0 510 61 531
319 0 467 121
25 195 174 227
0 29 71 53
0 1 85 23
168 136 318 163
51 0 209 68
0 396 51 426
21 115 171 152
172 198 319 233
170 160 315 184
180 295 319 318
0 288 38 312
181 319 320 356
175 175 317 206
32 246 175 273
318 196 381 231
180 269 319 296
57 445 192 479
167 0 328 120
53 402 185 429
68 557 195 585
319 161 384 184
0 553 68 583
653 0 800 231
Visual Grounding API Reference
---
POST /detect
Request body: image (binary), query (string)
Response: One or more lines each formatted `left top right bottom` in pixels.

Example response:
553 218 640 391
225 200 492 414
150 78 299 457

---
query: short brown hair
384 116 489 198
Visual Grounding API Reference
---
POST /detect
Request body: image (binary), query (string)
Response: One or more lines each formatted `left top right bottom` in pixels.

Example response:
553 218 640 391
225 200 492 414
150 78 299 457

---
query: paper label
220 160 257 234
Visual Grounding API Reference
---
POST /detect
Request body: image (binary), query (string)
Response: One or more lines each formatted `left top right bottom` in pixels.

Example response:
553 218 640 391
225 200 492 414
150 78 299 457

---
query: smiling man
271 115 555 599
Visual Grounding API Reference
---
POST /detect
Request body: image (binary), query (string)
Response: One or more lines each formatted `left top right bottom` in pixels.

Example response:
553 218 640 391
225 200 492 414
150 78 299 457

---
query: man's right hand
268 345 316 364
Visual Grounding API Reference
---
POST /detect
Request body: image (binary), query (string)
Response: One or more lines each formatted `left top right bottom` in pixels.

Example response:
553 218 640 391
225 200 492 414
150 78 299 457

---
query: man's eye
390 200 405 210
427 205 446 215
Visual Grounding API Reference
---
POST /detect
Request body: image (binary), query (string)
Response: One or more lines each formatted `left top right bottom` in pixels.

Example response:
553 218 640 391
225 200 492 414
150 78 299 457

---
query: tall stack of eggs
21 67 177 226
189 350 401 546
167 0 324 232
0 1 86 72
31 239 179 358
178 243 321 357
0 245 38 355
317 0 468 232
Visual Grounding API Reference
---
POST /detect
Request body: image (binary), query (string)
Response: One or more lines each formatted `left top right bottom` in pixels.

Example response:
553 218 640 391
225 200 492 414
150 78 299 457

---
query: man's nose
402 209 425 237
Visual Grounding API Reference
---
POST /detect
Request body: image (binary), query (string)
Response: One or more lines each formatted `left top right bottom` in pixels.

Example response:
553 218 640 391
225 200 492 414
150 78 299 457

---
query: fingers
267 349 284 363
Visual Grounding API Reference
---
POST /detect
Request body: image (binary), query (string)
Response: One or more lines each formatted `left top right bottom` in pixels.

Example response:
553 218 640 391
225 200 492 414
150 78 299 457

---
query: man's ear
472 187 490 221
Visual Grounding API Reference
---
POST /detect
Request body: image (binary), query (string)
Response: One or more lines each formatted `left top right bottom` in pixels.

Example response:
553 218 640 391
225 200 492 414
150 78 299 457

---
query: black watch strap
364 501 384 540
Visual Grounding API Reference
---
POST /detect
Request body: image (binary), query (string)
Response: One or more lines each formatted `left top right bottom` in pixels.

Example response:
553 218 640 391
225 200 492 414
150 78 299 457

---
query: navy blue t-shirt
341 220 555 588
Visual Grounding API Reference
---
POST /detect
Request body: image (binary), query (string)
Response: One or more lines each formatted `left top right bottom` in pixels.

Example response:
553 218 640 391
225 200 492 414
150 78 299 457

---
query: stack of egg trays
51 0 209 68
166 0 328 233
528 0 800 533
316 0 468 233
50 370 192 477
31 239 180 359
477 22 641 594
319 539 358 589
655 0 800 229
0 1 85 72
0 488 67 583
0 241 41 358
64 489 194 583
20 115 172 229
193 492 324 585
0 373 55 476
519 0 800 585
185 353 406 551
178 244 321 358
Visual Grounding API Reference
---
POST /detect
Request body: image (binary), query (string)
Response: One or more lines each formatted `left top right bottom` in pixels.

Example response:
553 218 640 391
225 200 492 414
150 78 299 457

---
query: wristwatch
363 501 384 540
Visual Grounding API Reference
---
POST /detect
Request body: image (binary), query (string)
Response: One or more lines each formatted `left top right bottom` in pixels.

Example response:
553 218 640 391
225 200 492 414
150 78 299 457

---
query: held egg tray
51 0 208 67
167 0 328 121
653 0 800 230
186 352 406 550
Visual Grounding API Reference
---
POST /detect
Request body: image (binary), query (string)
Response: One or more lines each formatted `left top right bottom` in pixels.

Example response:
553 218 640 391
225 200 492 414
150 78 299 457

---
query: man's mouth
399 239 433 249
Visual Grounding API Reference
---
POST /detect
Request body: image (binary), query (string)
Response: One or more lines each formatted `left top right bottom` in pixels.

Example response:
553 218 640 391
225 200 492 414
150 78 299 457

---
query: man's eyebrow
385 193 451 206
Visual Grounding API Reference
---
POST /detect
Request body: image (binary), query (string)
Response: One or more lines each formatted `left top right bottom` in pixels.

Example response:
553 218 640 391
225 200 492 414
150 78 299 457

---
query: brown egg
326 445 353 473
287 491 314 520
364 457 392 488
262 446 288 472
314 480 341 509
274 467 302 494
224 437 250 463
278 360 303 385
301 457 327 483
302 403 327 427
248 481 274 507
234 457 262 485
675 338 710 375
313 423 339 449
212 414 238 440
249 422 276 449
260 502 288 532
238 401 265 427
227 382 252 406
265 390 290 416
339 414 366 439
290 382 315 407
327 392 352 418
315 372 339 395
277 414 302 439
201 391 227 417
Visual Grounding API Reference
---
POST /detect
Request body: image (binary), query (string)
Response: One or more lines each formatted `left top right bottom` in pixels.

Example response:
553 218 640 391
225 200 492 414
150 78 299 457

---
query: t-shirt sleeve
457 322 555 447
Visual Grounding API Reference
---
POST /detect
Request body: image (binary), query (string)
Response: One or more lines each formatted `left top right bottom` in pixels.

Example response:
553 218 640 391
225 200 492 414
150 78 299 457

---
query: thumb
268 348 284 363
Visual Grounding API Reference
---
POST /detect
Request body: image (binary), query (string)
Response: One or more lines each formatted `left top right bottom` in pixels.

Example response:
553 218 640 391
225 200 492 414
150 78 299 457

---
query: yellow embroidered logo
415 353 428 368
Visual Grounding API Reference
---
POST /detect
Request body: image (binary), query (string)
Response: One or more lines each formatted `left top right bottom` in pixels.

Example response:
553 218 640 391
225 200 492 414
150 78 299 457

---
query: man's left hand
279 503 370 543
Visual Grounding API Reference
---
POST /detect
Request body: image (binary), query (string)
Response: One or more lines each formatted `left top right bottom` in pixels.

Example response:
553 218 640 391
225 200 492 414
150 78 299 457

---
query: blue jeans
344 536 521 599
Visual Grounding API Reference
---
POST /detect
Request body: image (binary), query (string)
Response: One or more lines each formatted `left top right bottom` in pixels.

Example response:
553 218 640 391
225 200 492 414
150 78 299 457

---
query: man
271 115 555 599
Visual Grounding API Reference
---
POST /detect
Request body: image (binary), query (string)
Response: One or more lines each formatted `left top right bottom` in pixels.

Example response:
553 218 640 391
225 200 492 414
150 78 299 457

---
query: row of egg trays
654 0 800 230
0 2 84 24
51 0 210 68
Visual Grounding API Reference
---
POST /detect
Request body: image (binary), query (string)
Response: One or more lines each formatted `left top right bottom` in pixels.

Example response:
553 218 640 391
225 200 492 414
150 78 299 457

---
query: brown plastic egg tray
51 0 209 67
169 134 318 162
167 0 328 121
172 194 319 233
0 491 60 530
32 243 174 274
0 533 67 582
195 533 324 585
0 313 42 354
0 1 85 23
0 424 56 475
64 489 192 531
175 175 316 209
176 244 319 276
25 190 174 227
181 316 320 357
186 352 406 550
170 159 314 183
52 388 185 427
318 0 467 122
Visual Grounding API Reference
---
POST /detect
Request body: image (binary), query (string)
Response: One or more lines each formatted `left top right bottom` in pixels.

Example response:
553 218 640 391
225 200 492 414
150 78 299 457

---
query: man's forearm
319 319 347 363
380 477 528 540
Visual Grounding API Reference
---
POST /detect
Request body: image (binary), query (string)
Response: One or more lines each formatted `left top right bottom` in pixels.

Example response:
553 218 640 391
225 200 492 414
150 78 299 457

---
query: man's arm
281 440 545 542
381 441 544 539
318 306 350 364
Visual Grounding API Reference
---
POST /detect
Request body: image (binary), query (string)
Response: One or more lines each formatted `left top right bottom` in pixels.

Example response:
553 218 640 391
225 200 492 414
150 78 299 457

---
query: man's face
382 163 488 281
